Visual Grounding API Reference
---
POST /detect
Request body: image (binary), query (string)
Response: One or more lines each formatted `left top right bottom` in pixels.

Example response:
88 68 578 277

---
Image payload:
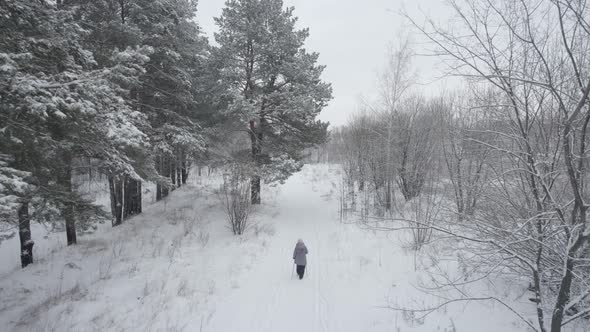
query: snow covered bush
219 169 252 235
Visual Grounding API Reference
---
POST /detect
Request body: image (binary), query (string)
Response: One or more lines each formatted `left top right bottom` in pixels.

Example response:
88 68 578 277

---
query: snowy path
202 166 529 332
205 166 340 332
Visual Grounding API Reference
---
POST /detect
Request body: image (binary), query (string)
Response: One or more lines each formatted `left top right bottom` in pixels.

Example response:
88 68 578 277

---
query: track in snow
204 166 339 332
202 165 532 332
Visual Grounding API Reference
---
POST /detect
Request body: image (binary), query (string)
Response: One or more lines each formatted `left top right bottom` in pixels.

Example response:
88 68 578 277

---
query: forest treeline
0 0 331 267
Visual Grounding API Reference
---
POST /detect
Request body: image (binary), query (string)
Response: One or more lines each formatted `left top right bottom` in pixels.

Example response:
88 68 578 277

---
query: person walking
293 239 308 280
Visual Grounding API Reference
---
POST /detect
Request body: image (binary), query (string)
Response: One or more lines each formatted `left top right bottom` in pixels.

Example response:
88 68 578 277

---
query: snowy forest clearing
0 165 544 331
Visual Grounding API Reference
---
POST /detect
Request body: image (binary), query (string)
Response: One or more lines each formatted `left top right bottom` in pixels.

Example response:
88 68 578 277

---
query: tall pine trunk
156 156 162 201
64 198 76 244
162 156 169 198
169 156 176 191
134 179 142 214
58 151 77 245
125 177 141 216
176 150 182 187
18 202 34 268
251 175 261 204
385 179 392 211
177 164 182 187
109 175 142 226
109 175 123 226
181 157 189 184
14 152 34 267
157 155 170 199
249 119 262 204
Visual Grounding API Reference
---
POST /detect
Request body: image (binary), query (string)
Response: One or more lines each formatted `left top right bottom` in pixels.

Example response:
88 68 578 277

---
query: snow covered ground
0 164 582 331
0 174 157 276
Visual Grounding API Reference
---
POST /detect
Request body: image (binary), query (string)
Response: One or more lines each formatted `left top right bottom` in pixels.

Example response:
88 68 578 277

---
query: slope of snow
0 174 157 277
0 165 584 331
0 173 273 331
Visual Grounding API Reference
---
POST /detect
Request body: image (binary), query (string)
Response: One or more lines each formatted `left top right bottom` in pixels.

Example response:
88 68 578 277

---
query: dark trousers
296 265 306 279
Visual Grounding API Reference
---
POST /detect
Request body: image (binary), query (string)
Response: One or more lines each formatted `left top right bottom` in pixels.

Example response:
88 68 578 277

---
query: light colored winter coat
293 241 308 266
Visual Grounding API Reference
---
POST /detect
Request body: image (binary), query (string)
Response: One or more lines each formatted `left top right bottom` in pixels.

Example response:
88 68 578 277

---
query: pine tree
58 0 211 224
72 0 210 203
0 0 151 246
130 0 209 200
66 0 156 225
213 0 332 204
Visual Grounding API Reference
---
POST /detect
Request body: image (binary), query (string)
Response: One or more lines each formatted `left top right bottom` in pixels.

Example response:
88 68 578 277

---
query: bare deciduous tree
403 0 590 330
440 89 495 221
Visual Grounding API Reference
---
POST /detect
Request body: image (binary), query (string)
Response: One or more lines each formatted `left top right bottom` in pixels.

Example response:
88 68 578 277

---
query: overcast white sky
196 0 453 127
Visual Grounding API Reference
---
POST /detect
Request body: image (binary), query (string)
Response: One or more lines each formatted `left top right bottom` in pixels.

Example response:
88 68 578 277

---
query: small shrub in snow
167 235 183 263
98 255 113 280
401 309 424 326
150 235 165 257
446 319 457 332
182 216 197 237
219 170 251 235
197 230 210 248
406 187 442 251
177 279 191 297
128 262 139 277
111 240 124 259
158 279 168 295
169 208 186 225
